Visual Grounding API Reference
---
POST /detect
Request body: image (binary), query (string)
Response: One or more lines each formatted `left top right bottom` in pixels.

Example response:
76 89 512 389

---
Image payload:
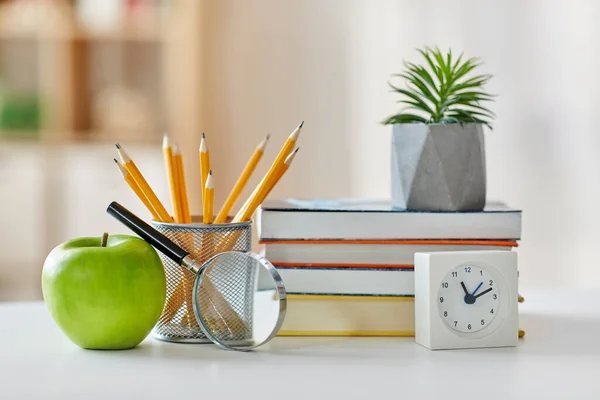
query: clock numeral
468 324 472 330
441 282 448 288
481 319 485 325
443 311 448 317
493 294 497 300
454 321 458 327
439 297 444 303
465 267 471 273
490 308 494 314
452 271 458 277
489 279 494 286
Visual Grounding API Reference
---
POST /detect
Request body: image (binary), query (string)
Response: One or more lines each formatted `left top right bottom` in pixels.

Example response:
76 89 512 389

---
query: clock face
437 264 500 334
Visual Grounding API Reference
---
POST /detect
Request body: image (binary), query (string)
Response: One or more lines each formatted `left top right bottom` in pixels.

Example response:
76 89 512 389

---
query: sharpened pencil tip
290 122 302 141
115 143 121 149
202 132 205 139
257 134 270 151
200 134 208 152
113 158 118 163
284 146 300 165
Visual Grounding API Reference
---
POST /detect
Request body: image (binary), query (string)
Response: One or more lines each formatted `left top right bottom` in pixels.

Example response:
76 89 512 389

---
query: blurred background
0 0 595 301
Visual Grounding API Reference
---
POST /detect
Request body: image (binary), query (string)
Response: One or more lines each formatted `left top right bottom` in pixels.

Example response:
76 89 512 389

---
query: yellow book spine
278 330 415 337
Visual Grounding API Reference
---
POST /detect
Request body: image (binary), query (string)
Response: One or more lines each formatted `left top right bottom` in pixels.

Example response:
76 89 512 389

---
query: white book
257 198 522 240
263 240 515 266
276 267 415 296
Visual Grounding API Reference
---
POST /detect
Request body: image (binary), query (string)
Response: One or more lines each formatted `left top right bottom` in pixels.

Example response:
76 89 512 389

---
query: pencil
173 143 191 223
203 170 214 224
163 134 184 223
199 133 210 208
114 159 161 221
214 134 270 223
234 147 299 222
236 121 303 218
116 143 173 222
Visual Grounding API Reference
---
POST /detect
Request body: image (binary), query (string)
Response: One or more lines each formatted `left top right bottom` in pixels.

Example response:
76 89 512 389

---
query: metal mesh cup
150 218 253 343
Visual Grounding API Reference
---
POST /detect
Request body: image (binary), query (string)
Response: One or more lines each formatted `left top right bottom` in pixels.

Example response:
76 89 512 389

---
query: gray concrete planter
391 123 486 211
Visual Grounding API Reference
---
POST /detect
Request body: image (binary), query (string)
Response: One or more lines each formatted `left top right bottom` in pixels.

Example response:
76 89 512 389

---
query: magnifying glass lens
192 252 286 351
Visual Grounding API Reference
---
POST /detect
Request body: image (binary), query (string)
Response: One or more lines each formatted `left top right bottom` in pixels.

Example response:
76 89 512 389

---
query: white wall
197 0 600 290
4 1 596 300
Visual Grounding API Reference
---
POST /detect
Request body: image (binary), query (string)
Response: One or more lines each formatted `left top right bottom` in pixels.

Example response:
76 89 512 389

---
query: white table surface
1 288 598 400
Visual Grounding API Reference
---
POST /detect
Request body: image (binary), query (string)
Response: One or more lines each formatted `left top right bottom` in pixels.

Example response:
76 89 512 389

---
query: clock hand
461 282 476 305
460 282 469 296
472 282 483 296
474 287 493 299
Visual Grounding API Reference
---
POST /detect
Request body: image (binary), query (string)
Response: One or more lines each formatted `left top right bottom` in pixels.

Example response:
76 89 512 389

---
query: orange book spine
259 239 518 247
273 262 414 269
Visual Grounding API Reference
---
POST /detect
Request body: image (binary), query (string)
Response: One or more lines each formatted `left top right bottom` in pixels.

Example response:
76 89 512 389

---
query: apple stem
101 232 109 247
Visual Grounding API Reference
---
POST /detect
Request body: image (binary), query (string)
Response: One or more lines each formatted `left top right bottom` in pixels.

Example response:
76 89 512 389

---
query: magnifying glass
106 201 287 352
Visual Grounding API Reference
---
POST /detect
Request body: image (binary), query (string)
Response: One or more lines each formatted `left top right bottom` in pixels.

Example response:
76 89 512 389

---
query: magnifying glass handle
106 201 189 265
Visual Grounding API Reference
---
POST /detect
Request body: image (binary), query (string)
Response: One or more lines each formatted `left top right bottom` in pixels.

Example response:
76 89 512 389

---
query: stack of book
257 198 522 337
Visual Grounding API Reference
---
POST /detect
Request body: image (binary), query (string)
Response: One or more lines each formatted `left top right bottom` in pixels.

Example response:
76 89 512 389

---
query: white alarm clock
414 250 519 350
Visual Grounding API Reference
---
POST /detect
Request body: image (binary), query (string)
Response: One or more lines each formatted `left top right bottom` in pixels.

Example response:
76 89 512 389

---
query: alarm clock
414 250 519 350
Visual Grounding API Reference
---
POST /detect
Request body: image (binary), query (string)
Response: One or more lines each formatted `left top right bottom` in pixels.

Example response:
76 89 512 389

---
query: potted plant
382 46 495 211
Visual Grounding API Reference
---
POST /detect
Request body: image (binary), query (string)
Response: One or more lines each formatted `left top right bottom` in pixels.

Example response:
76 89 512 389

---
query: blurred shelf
82 130 162 145
72 27 165 43
0 130 162 146
0 26 165 43
0 130 40 141
0 30 37 41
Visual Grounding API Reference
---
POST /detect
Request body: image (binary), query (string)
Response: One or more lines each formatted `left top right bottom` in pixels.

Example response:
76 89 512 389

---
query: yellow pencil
214 134 270 223
116 143 173 222
163 133 184 223
203 170 214 224
236 121 303 218
234 147 299 222
261 147 298 202
199 133 210 208
235 122 302 218
173 143 191 224
114 159 161 221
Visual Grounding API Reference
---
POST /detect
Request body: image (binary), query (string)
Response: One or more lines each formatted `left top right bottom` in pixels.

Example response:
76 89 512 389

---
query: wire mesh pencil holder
150 218 254 343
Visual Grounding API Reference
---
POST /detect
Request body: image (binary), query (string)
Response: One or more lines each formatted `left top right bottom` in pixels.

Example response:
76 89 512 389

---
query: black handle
106 201 189 264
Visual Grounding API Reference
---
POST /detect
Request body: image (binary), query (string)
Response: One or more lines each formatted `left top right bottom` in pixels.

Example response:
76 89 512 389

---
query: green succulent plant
382 46 496 129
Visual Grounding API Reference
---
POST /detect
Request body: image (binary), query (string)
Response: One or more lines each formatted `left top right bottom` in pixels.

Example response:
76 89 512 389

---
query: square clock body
414 250 519 350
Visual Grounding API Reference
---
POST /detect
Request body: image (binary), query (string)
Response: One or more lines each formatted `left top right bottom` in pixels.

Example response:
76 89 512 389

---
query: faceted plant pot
391 123 486 211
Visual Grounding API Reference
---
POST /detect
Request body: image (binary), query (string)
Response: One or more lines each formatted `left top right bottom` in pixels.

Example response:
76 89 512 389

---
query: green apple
42 233 166 350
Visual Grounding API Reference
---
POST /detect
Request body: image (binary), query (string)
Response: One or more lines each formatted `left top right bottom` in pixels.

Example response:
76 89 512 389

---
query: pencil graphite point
257 134 271 151
205 170 214 189
202 132 205 139
115 143 121 149
285 147 300 164
116 143 131 164
299 121 304 128
290 121 303 141
200 134 208 152
114 158 127 176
